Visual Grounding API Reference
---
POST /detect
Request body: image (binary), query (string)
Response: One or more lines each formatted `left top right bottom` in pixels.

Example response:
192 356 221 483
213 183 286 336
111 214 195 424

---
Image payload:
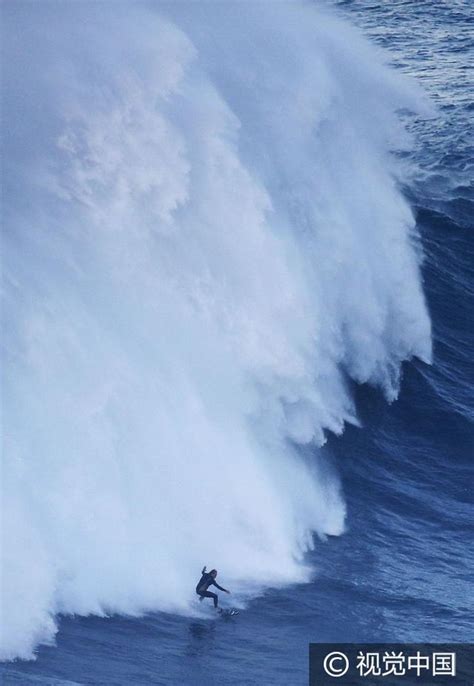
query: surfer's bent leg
198 591 218 608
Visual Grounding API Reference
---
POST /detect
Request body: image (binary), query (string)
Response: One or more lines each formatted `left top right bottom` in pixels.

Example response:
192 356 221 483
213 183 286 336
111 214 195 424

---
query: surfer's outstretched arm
212 581 230 593
201 565 207 574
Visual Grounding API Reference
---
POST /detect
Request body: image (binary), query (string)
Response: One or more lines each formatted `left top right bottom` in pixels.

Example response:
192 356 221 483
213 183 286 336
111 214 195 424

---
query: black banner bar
310 644 474 686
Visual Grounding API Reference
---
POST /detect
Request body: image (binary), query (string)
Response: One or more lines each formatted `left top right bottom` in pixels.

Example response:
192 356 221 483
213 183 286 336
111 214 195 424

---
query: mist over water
2 1 432 661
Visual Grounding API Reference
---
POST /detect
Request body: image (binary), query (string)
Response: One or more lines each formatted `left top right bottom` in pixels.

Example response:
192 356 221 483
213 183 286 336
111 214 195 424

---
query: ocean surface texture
1 0 473 684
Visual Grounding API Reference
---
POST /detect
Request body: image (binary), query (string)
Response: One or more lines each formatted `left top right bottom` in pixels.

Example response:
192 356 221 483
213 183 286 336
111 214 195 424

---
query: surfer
195 566 231 609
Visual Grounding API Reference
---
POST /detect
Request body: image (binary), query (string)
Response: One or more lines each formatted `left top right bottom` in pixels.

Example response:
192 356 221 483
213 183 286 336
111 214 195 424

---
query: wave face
1 1 431 660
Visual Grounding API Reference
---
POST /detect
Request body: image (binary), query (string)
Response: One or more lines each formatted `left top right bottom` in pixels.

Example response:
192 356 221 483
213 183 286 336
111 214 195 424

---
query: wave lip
1 0 431 661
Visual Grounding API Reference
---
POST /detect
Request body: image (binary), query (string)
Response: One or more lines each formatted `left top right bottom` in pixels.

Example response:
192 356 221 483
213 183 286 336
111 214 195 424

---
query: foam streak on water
1 1 431 660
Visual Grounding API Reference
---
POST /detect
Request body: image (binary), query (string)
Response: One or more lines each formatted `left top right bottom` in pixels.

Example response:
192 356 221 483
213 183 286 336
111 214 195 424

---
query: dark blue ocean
1 1 473 684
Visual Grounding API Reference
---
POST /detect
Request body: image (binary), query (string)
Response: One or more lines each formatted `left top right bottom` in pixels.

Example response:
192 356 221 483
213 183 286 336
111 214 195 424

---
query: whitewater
1 0 432 661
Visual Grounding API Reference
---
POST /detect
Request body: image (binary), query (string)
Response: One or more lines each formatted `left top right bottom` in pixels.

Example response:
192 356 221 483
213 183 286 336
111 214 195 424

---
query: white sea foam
1 1 431 660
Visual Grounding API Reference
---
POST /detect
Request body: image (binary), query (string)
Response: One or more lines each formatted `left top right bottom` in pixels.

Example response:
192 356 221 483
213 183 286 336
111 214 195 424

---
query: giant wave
1 0 432 660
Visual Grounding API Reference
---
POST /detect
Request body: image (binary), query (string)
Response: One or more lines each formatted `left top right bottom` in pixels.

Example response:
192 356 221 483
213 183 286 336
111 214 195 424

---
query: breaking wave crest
1 1 431 660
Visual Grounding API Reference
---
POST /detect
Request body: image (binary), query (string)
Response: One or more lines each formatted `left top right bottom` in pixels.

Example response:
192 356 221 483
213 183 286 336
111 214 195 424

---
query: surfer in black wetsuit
196 566 230 608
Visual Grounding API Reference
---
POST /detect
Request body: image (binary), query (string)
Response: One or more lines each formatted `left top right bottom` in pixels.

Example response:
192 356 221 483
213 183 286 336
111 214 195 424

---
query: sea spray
1 1 431 660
